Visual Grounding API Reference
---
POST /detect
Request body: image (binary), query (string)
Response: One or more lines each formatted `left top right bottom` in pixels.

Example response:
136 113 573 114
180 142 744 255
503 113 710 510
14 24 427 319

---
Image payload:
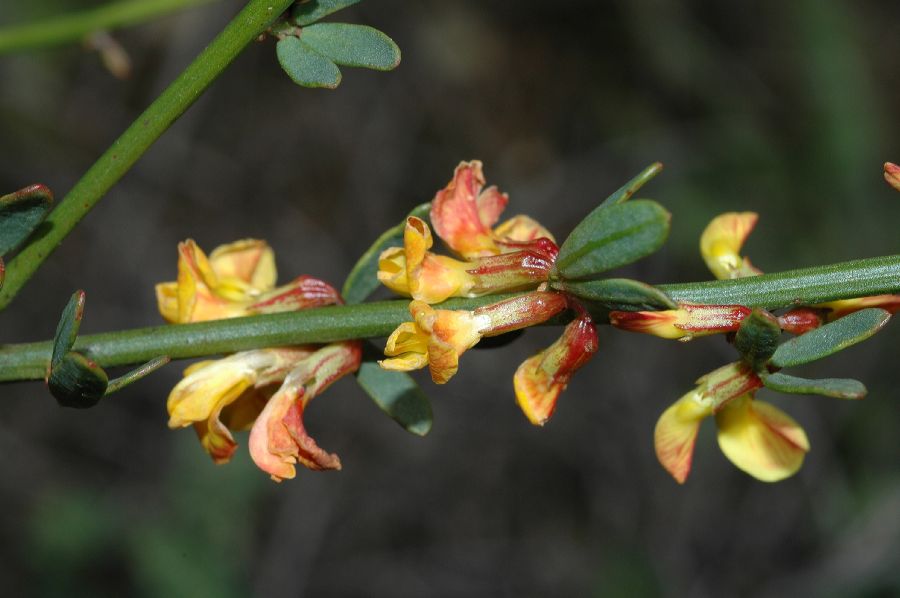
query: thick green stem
0 0 220 54
1 255 897 382
0 0 294 309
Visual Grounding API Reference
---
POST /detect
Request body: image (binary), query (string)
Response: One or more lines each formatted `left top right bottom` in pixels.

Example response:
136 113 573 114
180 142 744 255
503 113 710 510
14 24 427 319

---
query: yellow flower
514 309 598 425
378 217 557 304
380 292 568 384
609 303 750 340
654 363 809 483
430 160 554 259
699 212 762 280
156 239 340 323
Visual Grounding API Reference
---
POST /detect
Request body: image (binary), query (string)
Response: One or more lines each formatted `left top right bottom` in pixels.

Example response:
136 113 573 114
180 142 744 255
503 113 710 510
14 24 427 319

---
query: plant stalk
1 255 897 382
0 0 220 54
0 0 294 309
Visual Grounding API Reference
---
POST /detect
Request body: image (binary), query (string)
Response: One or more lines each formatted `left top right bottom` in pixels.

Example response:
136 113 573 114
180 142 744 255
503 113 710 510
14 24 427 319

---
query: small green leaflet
51 290 85 367
762 372 866 400
356 360 433 436
277 36 341 88
770 308 891 368
599 162 663 207
0 184 53 256
554 199 671 281
555 278 676 311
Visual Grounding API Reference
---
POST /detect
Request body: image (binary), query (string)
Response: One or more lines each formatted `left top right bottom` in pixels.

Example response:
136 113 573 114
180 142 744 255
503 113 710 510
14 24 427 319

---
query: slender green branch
0 0 220 54
658 255 900 307
1 255 897 382
0 0 294 310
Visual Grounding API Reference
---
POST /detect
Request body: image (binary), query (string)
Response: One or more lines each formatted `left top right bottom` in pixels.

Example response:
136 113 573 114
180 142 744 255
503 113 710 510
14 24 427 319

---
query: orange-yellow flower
430 160 554 259
885 162 900 192
167 347 316 464
514 309 598 425
156 239 340 323
378 217 557 304
380 292 567 384
610 303 750 340
654 362 809 483
249 342 361 482
699 212 762 280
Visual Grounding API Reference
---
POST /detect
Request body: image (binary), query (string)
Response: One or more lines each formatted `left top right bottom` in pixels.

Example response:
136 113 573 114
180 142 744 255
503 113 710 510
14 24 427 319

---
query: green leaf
0 184 53 256
51 290 85 368
276 36 341 89
734 308 781 370
356 360 432 436
47 352 108 409
555 278 676 311
341 202 430 304
292 0 361 26
762 372 867 400
300 23 400 70
770 308 891 368
554 200 671 280
105 356 170 395
600 162 663 207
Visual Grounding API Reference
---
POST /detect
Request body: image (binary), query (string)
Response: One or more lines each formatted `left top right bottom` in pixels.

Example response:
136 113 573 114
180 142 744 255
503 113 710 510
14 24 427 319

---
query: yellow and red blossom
167 347 316 464
514 308 598 425
655 362 763 483
430 160 555 259
378 216 557 304
156 239 340 323
610 303 751 340
249 342 361 482
654 362 808 483
700 212 763 280
380 292 567 384
885 162 900 192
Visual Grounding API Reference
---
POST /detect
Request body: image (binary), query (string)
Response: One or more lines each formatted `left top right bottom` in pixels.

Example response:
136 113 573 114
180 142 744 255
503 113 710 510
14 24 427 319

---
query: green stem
0 0 220 54
658 255 900 307
0 0 294 310
1 255 897 382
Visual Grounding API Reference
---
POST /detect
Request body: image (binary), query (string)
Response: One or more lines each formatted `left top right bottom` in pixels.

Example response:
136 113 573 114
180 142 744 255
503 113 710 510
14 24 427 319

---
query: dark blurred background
1 1 899 596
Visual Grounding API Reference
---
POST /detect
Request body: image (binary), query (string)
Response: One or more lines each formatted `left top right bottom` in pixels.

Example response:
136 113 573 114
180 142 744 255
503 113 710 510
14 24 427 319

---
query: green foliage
276 36 341 88
51 290 85 368
734 308 781 370
276 2 401 90
554 199 671 280
762 371 867 400
770 308 891 368
291 0 361 26
599 162 663 207
0 183 53 256
555 278 676 311
300 23 400 70
356 359 433 436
